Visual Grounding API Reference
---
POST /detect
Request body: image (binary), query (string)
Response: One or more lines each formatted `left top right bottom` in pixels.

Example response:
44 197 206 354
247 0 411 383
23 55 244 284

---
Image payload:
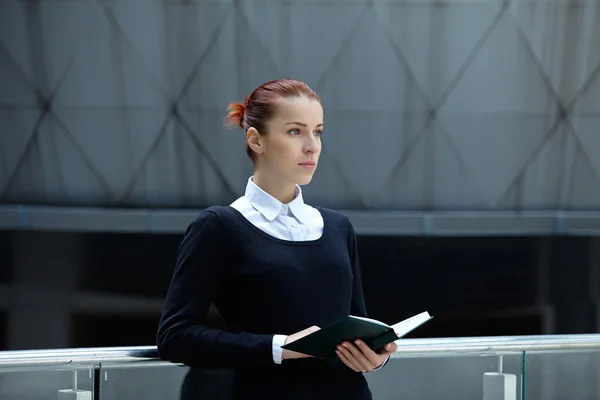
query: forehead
271 96 323 123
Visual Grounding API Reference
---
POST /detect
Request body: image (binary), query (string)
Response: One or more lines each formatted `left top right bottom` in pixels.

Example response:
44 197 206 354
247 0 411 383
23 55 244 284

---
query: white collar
245 177 309 223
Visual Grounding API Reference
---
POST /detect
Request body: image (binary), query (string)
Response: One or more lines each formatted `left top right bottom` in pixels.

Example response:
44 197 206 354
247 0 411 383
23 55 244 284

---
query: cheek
269 136 297 158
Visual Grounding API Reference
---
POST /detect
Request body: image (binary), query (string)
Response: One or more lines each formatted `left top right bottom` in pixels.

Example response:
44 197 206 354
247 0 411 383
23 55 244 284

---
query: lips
298 161 316 166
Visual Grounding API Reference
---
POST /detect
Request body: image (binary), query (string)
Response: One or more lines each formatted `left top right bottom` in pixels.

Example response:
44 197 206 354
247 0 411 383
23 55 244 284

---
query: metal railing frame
1 334 600 368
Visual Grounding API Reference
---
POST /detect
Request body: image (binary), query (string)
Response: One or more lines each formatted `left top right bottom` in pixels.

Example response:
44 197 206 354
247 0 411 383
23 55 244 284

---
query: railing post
57 370 92 400
57 389 92 400
482 372 517 400
482 355 517 400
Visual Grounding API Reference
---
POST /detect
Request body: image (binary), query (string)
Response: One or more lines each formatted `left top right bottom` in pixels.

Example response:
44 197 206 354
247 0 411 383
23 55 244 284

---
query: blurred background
0 0 599 353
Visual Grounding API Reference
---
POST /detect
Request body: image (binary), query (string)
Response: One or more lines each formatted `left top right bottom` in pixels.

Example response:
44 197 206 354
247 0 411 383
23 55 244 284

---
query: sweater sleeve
347 217 390 371
156 210 274 369
347 218 367 318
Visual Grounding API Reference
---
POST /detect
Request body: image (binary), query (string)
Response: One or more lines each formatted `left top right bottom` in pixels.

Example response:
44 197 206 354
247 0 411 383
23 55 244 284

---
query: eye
288 129 300 135
314 130 322 137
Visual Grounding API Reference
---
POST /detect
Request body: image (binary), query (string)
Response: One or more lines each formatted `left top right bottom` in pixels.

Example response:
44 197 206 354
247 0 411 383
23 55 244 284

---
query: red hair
225 78 321 161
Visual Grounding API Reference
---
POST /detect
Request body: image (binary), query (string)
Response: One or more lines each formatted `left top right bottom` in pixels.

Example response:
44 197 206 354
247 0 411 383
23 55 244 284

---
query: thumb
381 342 397 354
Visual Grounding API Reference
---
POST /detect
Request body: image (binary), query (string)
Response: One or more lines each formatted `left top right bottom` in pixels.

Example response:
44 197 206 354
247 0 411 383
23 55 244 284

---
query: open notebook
282 311 433 359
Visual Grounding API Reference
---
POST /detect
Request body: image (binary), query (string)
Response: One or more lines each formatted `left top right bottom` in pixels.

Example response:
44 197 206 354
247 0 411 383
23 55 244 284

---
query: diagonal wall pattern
1 0 599 213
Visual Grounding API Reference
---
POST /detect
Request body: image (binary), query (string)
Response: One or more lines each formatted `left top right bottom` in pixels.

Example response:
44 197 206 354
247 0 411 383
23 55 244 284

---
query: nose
303 135 320 154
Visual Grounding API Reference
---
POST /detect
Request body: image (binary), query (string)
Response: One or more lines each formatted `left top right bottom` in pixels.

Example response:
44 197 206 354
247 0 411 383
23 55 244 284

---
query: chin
296 173 315 186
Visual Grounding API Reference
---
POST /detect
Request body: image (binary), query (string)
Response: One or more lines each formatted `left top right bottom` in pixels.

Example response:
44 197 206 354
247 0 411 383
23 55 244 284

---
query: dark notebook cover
281 313 431 360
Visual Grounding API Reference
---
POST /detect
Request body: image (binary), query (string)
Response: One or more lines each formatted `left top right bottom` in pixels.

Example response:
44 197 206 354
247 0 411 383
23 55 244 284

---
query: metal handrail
0 346 159 368
1 334 600 368
390 334 600 355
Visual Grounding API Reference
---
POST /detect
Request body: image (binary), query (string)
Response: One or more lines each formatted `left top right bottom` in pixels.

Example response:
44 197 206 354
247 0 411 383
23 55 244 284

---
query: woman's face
257 96 323 186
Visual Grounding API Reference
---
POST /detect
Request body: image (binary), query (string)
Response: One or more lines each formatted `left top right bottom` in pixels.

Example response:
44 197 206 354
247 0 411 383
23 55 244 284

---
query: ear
246 127 264 155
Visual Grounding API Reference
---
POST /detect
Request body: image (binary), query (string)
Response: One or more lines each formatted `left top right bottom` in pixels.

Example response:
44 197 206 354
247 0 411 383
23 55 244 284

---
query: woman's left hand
335 340 397 373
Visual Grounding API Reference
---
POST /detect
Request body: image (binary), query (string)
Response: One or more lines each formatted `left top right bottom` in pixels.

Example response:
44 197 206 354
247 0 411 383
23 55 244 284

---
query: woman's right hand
281 325 320 360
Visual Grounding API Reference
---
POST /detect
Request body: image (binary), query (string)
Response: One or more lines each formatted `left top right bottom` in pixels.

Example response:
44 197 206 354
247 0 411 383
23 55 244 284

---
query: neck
252 171 296 204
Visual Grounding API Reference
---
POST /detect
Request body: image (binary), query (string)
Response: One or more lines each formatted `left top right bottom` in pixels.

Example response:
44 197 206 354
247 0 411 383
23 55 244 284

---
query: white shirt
230 177 324 364
230 177 387 370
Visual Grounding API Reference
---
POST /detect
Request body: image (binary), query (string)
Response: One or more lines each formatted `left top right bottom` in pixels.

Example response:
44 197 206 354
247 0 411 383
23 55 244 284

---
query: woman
156 78 396 399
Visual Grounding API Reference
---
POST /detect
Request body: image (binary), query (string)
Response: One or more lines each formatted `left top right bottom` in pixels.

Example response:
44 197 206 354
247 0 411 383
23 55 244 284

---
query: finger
346 342 377 371
337 345 363 372
354 340 381 364
336 348 360 372
377 342 397 356
338 344 368 372
342 342 375 371
384 342 397 353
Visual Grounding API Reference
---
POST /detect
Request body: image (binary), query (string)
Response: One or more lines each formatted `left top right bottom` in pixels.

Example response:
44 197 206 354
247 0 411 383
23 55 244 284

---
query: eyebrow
284 122 324 127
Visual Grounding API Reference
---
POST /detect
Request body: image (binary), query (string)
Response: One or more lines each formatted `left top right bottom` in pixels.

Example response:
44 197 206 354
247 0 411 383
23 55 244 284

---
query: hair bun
225 101 246 129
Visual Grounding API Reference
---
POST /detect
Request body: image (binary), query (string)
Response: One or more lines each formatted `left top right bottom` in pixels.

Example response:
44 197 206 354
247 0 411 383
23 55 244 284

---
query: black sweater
157 205 372 398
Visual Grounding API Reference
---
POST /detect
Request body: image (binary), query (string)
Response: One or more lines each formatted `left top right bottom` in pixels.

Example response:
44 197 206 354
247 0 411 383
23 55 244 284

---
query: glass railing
1 334 599 400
